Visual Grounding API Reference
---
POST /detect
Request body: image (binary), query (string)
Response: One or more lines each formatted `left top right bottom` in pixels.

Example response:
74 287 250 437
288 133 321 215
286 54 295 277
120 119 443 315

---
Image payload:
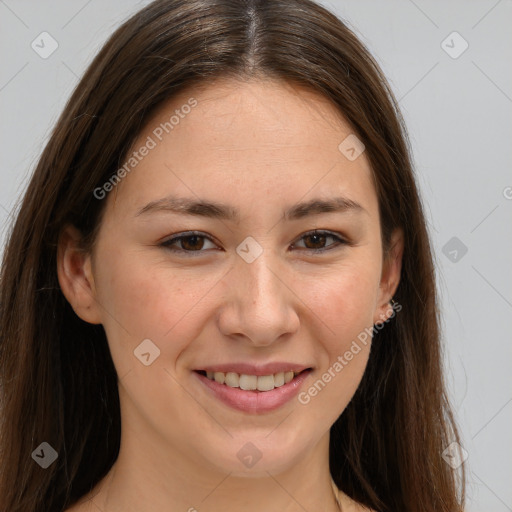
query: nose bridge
222 239 299 345
236 234 281 299
243 248 282 308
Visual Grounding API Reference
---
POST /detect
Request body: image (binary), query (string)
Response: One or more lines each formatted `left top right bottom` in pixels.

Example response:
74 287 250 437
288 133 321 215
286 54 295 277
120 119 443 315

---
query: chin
202 427 314 477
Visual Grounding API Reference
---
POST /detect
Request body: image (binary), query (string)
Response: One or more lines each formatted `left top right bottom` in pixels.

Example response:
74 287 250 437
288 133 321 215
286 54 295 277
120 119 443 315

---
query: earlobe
57 224 102 324
374 227 404 325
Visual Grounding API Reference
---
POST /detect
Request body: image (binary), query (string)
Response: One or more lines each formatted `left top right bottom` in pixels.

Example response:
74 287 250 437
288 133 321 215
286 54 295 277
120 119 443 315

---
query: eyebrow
135 194 367 222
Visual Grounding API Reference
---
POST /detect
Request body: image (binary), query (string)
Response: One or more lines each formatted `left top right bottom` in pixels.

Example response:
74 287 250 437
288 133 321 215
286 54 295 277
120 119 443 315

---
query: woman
0 0 466 511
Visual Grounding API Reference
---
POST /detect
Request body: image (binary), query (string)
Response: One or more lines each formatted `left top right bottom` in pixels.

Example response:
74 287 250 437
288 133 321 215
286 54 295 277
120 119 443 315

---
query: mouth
194 368 312 392
192 367 313 413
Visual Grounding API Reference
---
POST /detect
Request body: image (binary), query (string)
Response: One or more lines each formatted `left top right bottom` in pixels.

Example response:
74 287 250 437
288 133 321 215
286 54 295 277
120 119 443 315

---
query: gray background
0 0 511 510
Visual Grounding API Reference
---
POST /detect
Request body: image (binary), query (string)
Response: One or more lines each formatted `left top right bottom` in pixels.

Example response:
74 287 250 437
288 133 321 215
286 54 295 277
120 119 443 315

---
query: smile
200 370 301 391
193 368 312 413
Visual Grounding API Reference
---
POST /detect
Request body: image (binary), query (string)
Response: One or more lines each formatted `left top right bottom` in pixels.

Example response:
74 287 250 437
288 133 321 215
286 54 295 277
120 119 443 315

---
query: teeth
204 370 304 391
274 372 285 387
256 375 274 391
214 372 225 384
239 374 257 390
224 372 239 387
284 371 294 384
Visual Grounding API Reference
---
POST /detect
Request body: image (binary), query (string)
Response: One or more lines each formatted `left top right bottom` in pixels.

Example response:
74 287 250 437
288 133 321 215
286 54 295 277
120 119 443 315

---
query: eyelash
159 230 349 256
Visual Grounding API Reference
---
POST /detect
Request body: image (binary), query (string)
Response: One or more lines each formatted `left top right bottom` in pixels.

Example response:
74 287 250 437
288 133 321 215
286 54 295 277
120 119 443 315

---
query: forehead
106 78 378 221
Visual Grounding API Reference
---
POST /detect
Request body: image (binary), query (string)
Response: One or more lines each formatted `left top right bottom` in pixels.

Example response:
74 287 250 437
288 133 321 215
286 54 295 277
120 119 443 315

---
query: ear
373 227 404 325
57 224 102 324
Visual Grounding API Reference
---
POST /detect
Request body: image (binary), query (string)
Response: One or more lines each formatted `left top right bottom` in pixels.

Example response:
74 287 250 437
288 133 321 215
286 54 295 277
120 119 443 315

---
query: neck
88 429 341 511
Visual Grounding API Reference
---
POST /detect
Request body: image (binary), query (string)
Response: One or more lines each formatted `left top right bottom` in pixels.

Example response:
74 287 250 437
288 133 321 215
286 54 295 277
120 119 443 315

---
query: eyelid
159 229 349 255
159 231 218 255
290 230 349 252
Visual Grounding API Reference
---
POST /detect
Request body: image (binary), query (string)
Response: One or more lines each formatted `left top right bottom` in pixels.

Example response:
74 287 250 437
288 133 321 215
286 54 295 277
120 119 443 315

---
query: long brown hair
0 0 465 510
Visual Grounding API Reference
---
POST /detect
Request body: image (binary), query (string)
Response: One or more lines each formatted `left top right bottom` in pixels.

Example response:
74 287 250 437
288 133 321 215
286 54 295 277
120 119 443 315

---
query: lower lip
193 370 312 414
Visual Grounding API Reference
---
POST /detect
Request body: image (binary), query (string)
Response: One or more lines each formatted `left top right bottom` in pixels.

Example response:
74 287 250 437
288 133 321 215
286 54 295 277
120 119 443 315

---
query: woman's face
60 77 402 478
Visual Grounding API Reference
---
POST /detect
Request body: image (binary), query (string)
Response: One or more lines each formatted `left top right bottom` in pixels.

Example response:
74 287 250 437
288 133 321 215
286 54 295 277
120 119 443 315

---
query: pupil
183 235 203 250
307 234 325 249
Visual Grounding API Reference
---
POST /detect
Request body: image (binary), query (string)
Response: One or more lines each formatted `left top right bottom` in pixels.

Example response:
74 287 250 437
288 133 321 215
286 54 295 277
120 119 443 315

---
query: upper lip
195 362 312 376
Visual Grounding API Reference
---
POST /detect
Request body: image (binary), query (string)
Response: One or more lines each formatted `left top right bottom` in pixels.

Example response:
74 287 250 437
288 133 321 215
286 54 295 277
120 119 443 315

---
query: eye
160 229 348 256
291 230 348 253
160 231 218 255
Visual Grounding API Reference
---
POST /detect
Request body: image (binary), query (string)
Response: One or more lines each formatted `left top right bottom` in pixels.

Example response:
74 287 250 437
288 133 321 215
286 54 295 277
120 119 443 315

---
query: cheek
297 272 377 426
308 261 380 342
299 263 378 421
94 250 226 368
300 343 371 431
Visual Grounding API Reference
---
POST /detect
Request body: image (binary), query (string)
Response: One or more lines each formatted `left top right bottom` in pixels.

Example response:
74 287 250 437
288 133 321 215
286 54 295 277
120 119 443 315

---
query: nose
217 248 300 347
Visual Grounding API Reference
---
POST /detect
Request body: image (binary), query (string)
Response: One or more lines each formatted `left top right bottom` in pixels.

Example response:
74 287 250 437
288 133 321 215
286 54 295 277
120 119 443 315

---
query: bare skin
59 77 401 512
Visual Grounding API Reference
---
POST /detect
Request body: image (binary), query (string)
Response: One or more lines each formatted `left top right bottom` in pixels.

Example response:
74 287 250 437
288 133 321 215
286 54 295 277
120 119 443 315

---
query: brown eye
303 233 328 250
160 232 217 254
160 230 347 257
293 231 347 253
178 235 205 251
